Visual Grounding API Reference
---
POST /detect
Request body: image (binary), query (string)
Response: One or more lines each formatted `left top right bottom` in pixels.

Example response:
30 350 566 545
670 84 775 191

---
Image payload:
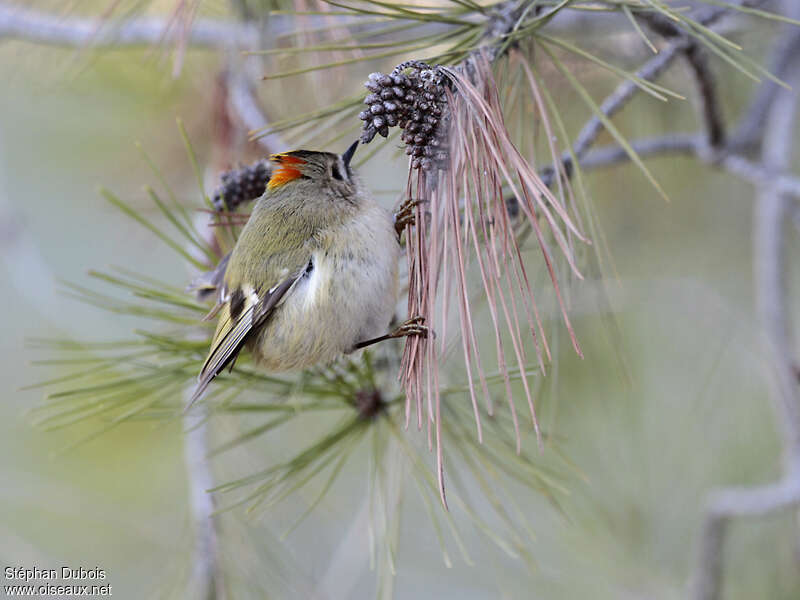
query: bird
189 141 425 406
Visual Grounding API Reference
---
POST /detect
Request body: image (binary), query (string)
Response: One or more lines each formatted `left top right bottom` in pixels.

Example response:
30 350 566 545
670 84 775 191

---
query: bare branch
576 133 699 168
729 23 800 153
754 54 800 466
690 7 800 598
692 477 800 600
183 404 225 600
683 44 726 151
558 134 800 199
558 0 771 184
0 3 264 49
570 45 683 165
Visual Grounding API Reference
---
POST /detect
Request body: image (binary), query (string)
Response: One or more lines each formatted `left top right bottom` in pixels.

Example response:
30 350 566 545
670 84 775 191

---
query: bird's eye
331 163 344 181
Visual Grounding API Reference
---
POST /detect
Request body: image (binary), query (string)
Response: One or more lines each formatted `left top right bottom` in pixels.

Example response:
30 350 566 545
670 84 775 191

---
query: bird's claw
392 316 429 339
394 198 424 237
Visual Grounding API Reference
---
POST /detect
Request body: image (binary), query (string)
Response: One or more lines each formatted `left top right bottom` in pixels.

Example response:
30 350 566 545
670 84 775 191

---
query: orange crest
267 153 306 190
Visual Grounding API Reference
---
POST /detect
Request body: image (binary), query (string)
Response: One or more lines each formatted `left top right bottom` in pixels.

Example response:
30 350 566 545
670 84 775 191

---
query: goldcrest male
191 141 422 403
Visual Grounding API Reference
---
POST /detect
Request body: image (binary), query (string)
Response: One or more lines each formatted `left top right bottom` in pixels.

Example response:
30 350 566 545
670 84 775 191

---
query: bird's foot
389 316 429 340
394 198 424 238
353 316 429 350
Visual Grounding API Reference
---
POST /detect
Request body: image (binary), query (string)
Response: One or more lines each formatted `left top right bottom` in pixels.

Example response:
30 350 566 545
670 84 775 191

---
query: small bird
190 141 424 405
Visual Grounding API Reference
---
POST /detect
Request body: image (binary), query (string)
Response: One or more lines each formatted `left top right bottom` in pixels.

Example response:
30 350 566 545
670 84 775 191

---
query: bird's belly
249 242 399 371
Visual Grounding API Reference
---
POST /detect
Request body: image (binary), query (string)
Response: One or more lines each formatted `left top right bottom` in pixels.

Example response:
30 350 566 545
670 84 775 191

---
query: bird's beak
342 140 359 168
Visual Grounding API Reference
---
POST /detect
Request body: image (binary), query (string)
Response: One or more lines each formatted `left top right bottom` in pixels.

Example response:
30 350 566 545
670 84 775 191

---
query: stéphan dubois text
4 567 106 583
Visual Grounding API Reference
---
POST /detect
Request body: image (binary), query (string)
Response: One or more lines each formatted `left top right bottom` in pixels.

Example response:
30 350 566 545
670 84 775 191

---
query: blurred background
1 1 799 599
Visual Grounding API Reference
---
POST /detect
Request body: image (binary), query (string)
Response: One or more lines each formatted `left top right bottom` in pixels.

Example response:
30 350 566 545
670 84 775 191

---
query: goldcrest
191 141 401 403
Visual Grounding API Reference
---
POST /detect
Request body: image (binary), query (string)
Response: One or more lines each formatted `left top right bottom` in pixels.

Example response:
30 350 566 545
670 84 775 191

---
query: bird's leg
393 198 424 238
353 316 429 350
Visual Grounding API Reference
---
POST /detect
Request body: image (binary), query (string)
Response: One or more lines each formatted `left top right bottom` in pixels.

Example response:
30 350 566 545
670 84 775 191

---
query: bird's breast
251 205 400 371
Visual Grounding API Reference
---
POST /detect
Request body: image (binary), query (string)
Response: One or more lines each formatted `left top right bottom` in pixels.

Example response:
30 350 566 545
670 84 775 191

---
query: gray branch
689 9 800 599
755 77 800 462
0 3 261 49
728 22 800 153
183 404 225 600
567 1 757 169
570 45 683 164
563 134 800 199
0 3 354 51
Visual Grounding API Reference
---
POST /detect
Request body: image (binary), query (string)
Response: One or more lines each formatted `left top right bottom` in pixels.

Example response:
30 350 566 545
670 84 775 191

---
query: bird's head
267 140 362 205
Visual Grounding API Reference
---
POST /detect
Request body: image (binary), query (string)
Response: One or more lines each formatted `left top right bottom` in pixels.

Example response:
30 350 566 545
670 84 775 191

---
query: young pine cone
211 159 272 212
358 62 450 173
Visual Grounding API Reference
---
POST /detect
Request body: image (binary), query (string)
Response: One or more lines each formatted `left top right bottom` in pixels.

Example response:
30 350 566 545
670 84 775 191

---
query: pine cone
359 61 450 173
211 159 272 211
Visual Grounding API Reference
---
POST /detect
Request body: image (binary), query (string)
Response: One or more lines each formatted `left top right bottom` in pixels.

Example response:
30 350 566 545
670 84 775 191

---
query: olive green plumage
191 143 400 404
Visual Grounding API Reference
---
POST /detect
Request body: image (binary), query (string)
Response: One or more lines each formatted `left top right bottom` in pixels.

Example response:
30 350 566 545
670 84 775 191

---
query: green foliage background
1 2 800 598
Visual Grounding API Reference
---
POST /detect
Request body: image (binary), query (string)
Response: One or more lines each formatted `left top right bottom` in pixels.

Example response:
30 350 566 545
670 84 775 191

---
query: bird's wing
188 261 308 407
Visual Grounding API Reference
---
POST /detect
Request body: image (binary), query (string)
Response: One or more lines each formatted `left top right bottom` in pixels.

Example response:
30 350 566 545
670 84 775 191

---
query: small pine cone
211 159 271 211
360 60 450 172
